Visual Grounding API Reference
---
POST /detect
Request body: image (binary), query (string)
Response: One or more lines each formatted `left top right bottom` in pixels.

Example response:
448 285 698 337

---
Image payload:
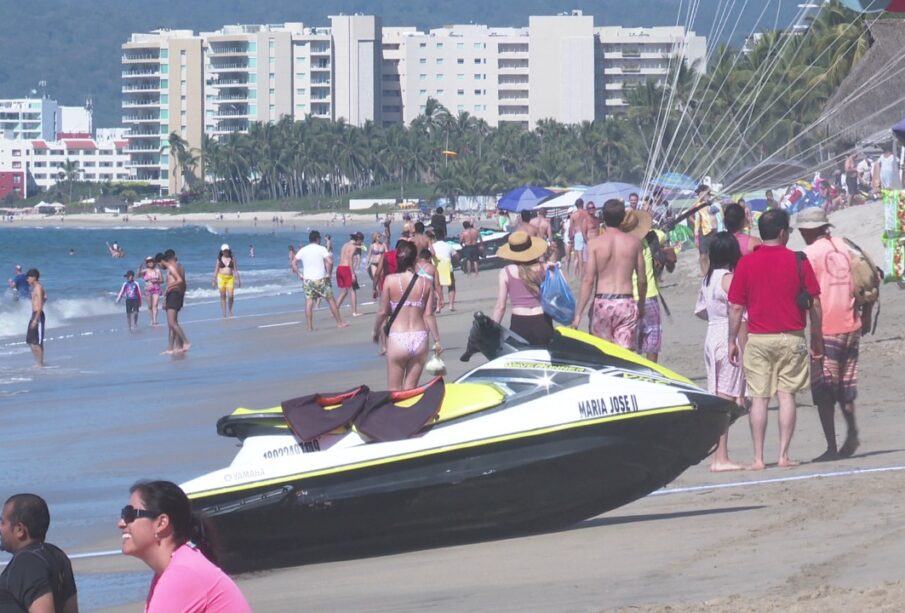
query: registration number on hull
577 394 639 419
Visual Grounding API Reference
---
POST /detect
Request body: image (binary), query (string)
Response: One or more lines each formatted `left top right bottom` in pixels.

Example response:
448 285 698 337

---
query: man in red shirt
728 209 823 470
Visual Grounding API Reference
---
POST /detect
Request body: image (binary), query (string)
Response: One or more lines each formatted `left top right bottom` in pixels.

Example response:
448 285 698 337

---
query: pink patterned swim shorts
590 294 639 351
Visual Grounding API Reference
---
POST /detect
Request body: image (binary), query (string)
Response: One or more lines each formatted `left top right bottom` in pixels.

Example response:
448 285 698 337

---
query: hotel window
457 58 464 64
420 89 427 96
436 74 443 80
269 39 275 49
11 150 20 156
419 58 426 64
457 104 465 111
474 105 483 111
296 72 306 79
457 74 464 80
457 42 464 49
419 43 426 48
436 43 444 49
437 89 444 95
296 88 306 96
419 74 426 80
474 89 482 95
420 104 426 112
457 89 464 95
161 49 168 59
474 43 483 49
436 58 443 65
474 74 481 79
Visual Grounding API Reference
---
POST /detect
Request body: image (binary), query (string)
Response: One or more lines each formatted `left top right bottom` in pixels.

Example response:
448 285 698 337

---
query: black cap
124 270 135 278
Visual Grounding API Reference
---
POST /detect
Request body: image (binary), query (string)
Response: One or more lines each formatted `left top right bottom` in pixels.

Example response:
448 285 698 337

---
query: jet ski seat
216 381 507 442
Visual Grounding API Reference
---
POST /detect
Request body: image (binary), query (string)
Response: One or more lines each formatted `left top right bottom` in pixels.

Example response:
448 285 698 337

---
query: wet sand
39 201 905 611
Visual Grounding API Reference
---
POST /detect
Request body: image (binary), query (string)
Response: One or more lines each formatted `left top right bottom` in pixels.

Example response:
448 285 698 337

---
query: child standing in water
116 270 142 330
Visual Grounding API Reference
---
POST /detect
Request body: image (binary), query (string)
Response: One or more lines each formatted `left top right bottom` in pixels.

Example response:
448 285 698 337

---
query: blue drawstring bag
540 267 575 325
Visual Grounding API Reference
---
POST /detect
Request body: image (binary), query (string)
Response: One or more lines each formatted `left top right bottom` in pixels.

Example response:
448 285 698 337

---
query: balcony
498 105 529 116
211 120 250 135
208 45 250 56
122 53 160 63
122 98 160 108
216 94 250 102
122 69 160 78
124 145 159 153
122 84 161 93
209 62 252 71
123 114 160 123
127 158 161 168
498 44 529 54
498 91 528 101
127 130 160 138
213 110 251 120
310 45 331 54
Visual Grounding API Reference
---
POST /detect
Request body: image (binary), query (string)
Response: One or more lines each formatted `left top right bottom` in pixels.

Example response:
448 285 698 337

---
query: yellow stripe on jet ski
189 403 694 500
556 327 693 385
229 383 505 424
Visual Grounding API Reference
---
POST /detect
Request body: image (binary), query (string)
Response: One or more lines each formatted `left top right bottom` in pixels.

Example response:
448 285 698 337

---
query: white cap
220 243 230 251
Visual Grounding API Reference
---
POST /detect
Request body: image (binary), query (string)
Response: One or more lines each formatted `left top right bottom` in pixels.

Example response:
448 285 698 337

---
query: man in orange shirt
798 208 864 461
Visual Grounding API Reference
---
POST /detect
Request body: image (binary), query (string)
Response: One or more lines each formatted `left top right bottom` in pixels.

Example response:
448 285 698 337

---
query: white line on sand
44 463 905 565
258 321 302 329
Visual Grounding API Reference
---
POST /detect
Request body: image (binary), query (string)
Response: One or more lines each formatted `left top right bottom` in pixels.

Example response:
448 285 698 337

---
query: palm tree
58 159 81 203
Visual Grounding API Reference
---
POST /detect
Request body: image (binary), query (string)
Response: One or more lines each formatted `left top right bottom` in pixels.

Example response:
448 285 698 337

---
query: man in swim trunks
572 200 646 351
25 269 46 367
292 230 348 331
459 221 482 277
516 210 539 237
335 232 363 317
529 207 552 243
569 199 588 279
158 250 190 354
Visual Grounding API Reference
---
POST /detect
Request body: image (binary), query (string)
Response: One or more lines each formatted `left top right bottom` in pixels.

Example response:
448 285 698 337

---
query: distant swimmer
116 270 142 330
248 244 255 258
213 244 240 319
8 264 30 300
106 241 125 258
25 269 46 367
68 248 75 256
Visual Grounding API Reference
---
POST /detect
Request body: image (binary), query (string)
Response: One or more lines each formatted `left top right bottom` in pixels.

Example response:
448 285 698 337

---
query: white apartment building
0 137 131 198
383 12 703 129
0 98 95 141
596 26 707 113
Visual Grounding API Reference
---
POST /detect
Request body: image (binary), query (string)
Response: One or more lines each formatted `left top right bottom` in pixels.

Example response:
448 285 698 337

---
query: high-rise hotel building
123 11 704 194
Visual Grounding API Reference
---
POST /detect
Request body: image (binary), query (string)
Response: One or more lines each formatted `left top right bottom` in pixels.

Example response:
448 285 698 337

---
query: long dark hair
705 231 742 286
395 239 417 272
130 480 220 565
722 202 746 234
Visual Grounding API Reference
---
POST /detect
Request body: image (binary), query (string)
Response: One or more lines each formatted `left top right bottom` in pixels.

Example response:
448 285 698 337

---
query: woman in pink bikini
372 240 442 391
139 255 163 326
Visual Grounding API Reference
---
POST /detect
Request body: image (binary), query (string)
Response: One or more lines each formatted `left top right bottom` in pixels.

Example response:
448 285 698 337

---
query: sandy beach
4 201 902 611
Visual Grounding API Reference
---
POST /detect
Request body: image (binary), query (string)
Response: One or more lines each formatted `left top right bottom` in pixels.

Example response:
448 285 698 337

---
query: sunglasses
120 505 159 524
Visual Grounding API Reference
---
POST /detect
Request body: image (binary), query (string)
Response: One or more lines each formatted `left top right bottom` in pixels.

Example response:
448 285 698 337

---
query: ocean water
0 220 394 610
0 223 381 343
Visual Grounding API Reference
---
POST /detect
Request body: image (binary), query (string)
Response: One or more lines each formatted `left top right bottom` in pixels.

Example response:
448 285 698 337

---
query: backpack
843 238 881 306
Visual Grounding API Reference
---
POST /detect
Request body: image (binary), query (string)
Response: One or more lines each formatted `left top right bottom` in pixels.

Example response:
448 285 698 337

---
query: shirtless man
335 232 363 317
568 199 588 278
158 249 190 354
516 210 538 236
25 269 46 367
572 199 646 351
412 221 432 255
581 202 602 241
459 221 482 276
529 208 552 242
106 241 125 258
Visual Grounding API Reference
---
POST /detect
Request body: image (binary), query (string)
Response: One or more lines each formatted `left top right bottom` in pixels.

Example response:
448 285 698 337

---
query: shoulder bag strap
384 273 419 336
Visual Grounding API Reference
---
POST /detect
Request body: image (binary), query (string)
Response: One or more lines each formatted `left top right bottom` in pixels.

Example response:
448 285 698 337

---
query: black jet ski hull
197 405 728 572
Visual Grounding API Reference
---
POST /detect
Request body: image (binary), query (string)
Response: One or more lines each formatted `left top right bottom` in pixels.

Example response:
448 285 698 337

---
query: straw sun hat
620 209 653 240
497 231 548 262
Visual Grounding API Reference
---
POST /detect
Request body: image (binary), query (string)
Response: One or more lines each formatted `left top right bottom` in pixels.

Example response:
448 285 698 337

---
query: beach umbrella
893 116 905 147
536 189 586 210
580 182 641 205
497 185 554 212
651 172 697 190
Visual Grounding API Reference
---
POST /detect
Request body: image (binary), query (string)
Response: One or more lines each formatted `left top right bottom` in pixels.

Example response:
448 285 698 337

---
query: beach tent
536 189 585 210
580 182 640 205
497 185 554 212
652 172 697 190
34 202 66 215
893 116 905 147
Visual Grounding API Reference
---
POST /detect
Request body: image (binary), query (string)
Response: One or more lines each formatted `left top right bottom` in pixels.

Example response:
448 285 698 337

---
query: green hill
0 0 801 129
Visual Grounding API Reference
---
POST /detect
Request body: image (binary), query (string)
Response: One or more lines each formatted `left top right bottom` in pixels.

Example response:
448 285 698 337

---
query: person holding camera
727 209 823 471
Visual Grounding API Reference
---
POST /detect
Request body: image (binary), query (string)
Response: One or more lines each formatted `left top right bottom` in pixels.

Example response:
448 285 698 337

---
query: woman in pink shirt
118 480 251 613
723 202 762 256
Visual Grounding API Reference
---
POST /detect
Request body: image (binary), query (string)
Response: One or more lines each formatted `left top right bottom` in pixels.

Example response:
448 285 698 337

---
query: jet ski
447 227 510 271
181 314 743 571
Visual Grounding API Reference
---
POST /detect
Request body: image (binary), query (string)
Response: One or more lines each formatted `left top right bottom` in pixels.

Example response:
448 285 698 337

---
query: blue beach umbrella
497 185 555 212
580 182 641 205
652 172 698 190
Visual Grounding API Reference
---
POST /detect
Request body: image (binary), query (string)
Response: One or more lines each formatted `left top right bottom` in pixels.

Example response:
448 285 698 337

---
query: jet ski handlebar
460 312 531 362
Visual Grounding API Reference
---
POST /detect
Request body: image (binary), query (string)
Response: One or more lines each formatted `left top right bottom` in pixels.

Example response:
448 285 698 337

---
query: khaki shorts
743 331 809 398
